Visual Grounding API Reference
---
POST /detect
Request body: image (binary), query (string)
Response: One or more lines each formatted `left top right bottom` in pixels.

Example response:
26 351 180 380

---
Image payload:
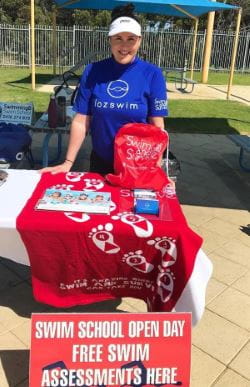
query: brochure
133 188 157 199
35 189 111 214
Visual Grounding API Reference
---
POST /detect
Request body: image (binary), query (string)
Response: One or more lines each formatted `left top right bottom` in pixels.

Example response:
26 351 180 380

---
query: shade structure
54 0 237 18
31 0 240 100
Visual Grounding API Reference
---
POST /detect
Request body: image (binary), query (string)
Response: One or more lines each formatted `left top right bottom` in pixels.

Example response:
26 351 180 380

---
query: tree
73 10 94 26
0 6 12 23
215 0 250 29
93 10 111 27
1 0 249 30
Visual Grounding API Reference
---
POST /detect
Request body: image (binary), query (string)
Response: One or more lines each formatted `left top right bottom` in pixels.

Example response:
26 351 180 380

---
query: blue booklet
134 198 159 215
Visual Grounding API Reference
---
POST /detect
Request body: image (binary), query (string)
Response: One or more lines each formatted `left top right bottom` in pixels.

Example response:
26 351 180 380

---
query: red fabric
106 123 169 190
16 172 202 311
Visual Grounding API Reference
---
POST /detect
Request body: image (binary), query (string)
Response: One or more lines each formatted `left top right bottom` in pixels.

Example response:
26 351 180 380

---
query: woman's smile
110 32 141 64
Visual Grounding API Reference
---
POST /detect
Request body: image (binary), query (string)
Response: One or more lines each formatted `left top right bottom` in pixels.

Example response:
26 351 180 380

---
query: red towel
16 172 202 311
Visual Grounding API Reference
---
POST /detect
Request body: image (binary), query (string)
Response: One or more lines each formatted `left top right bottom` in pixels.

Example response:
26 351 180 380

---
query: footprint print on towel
122 251 154 273
83 178 104 191
66 172 85 182
109 200 117 213
112 212 153 238
147 237 177 267
157 267 175 303
88 223 120 254
64 212 90 223
49 183 74 191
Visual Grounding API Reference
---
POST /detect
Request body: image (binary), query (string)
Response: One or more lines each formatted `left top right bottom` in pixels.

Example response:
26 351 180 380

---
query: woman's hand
39 161 72 175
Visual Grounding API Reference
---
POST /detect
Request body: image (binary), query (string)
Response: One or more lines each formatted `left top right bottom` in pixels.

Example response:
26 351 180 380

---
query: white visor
108 17 141 37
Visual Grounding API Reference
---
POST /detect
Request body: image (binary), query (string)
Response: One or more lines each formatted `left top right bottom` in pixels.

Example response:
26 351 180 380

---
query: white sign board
0 102 34 125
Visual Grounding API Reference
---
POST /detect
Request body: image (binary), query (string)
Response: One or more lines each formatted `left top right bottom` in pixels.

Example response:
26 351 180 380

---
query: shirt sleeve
73 64 93 115
147 67 168 117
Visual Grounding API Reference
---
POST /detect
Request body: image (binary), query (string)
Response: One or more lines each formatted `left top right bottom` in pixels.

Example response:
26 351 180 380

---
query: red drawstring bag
106 123 169 190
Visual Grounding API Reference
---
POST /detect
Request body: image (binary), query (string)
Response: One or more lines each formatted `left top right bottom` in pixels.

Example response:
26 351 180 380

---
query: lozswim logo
107 80 129 98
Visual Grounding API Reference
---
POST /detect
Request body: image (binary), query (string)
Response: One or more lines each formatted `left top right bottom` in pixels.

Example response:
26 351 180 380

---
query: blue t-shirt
74 56 168 162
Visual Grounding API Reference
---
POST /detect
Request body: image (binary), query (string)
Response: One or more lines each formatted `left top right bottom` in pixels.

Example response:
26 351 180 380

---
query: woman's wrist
64 158 74 165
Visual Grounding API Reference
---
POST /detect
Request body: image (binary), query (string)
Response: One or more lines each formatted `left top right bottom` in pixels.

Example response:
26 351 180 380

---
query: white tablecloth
0 169 41 265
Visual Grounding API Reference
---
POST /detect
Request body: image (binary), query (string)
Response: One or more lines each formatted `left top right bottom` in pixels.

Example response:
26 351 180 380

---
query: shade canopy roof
54 0 237 18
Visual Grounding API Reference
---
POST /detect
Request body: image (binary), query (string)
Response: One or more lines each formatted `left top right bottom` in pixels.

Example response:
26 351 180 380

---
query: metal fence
0 24 249 73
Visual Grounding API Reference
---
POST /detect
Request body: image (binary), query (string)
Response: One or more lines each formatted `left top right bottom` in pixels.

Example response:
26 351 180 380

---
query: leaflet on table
133 188 157 199
35 189 111 214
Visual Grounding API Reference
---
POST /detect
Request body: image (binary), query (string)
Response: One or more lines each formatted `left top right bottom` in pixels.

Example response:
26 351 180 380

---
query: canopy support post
30 0 35 90
227 8 242 100
171 4 196 19
171 5 198 80
190 18 199 80
202 11 215 83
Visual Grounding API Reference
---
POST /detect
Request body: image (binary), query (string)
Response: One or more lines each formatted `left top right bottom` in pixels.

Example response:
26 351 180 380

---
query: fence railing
0 24 249 73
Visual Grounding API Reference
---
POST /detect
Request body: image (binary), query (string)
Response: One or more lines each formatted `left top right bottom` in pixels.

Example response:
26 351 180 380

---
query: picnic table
163 61 197 93
29 110 73 167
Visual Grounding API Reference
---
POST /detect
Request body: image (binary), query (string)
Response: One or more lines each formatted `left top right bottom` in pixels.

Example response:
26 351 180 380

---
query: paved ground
1 130 250 386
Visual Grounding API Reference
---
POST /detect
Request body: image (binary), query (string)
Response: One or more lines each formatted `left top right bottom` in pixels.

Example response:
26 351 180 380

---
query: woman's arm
148 116 165 130
39 113 90 174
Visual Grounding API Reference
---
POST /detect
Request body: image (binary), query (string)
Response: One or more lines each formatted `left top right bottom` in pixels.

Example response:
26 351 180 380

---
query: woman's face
110 32 141 65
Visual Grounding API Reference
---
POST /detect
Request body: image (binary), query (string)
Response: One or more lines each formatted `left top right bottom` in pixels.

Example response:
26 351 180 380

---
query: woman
40 3 168 175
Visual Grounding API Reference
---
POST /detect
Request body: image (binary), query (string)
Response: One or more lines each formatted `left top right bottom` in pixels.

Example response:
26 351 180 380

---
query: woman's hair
111 3 139 23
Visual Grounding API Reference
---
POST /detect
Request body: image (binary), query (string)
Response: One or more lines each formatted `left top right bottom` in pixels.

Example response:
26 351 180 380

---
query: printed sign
0 102 34 125
30 312 191 386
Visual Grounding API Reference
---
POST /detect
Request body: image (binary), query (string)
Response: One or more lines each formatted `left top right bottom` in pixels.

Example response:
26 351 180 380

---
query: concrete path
0 132 250 386
37 78 250 106
167 83 250 106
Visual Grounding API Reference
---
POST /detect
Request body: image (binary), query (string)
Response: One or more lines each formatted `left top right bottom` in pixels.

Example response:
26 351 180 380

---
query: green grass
164 70 250 85
167 100 250 134
193 71 250 86
0 67 54 115
0 66 249 134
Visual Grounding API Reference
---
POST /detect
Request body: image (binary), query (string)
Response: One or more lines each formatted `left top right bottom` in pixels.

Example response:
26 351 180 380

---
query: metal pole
158 30 163 67
30 0 35 90
52 7 57 76
202 11 215 83
190 18 198 80
227 8 242 100
73 24 76 67
241 32 249 73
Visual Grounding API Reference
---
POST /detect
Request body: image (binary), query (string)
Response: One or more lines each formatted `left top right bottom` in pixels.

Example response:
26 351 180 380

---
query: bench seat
175 77 197 93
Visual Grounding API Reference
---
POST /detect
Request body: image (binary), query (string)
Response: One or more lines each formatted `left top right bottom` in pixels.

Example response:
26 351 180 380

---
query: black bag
0 122 32 162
